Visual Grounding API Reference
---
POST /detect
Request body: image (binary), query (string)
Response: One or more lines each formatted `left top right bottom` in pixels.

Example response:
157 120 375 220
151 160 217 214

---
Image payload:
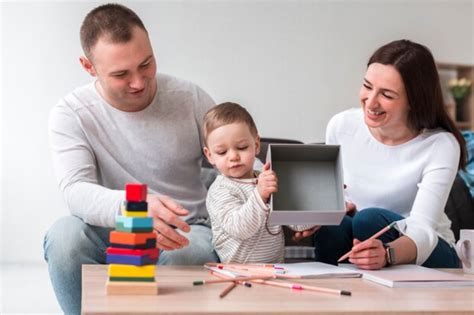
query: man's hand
348 238 387 270
292 226 321 242
257 162 278 202
147 194 191 251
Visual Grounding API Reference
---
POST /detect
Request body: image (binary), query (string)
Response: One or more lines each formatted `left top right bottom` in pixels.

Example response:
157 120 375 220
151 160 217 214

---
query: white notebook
341 264 474 288
274 262 362 279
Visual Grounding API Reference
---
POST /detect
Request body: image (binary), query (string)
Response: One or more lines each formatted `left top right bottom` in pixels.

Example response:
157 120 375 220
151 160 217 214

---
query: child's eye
216 151 226 155
238 146 248 150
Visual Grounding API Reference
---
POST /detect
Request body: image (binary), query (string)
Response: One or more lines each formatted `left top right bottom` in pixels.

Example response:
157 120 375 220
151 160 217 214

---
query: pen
337 221 397 263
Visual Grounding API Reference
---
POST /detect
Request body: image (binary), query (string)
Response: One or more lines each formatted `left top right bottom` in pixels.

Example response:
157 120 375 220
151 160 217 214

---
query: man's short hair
80 3 147 60
203 102 259 145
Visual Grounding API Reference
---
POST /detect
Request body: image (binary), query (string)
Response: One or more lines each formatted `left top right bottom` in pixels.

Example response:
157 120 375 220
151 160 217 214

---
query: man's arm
49 101 123 227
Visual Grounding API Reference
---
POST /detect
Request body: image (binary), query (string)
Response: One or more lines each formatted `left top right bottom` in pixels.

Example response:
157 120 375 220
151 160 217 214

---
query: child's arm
207 181 270 241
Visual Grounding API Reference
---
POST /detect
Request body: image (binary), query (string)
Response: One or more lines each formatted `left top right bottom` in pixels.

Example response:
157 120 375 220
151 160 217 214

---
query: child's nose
229 150 239 160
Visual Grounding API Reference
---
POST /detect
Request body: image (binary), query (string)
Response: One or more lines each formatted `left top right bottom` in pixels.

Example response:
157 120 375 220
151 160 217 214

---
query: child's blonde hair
203 102 258 145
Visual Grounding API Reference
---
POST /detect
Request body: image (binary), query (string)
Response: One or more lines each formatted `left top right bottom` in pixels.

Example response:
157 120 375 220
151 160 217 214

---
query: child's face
204 122 260 179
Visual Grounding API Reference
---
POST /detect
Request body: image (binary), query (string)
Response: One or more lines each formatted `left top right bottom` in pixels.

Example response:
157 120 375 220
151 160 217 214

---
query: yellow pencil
337 221 397 263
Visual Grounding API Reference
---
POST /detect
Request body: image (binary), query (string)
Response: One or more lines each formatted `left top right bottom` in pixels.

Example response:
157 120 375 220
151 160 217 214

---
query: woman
312 39 466 269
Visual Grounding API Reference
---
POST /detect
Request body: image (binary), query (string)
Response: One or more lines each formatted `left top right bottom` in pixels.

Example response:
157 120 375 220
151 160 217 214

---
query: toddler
203 102 311 263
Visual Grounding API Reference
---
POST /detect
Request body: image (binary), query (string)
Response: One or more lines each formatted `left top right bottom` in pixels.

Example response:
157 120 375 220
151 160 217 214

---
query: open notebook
205 262 361 279
341 264 474 288
274 262 362 279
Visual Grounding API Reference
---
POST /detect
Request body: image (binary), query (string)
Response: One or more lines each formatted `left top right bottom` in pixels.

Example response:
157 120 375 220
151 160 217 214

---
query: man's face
81 26 157 112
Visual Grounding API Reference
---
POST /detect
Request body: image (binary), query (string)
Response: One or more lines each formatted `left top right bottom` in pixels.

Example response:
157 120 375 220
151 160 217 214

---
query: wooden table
82 265 474 314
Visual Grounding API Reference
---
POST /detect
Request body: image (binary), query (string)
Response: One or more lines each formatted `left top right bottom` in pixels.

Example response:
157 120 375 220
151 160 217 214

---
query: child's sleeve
207 182 270 241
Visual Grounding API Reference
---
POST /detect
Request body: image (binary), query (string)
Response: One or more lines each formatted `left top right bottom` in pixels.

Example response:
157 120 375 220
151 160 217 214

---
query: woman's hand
147 194 191 251
346 201 357 217
348 238 387 270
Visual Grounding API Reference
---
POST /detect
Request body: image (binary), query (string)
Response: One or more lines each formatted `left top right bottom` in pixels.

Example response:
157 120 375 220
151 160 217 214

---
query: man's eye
140 62 150 68
112 73 126 77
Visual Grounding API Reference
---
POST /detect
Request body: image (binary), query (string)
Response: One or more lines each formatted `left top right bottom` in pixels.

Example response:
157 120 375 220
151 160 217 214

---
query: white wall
1 0 473 263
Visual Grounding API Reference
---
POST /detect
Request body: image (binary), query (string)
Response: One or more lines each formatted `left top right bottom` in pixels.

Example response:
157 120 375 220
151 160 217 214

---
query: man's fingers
157 210 190 233
154 220 189 247
159 195 189 216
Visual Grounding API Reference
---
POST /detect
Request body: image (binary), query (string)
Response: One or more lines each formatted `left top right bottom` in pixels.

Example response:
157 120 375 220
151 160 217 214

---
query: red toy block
126 183 147 202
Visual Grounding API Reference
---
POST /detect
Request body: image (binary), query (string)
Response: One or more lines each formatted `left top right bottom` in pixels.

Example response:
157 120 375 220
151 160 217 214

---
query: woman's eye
382 92 394 99
363 83 372 90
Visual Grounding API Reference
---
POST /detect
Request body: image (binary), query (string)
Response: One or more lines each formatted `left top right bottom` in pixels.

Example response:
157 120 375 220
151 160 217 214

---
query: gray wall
1 0 473 263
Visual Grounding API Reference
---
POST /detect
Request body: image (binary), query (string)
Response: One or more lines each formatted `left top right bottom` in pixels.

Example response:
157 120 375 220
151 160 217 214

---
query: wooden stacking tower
106 183 159 295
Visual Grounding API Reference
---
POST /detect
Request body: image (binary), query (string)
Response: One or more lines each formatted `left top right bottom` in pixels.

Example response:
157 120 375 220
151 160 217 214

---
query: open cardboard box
267 144 345 225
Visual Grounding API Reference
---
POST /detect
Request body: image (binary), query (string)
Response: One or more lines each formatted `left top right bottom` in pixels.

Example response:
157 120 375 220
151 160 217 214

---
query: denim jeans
313 208 460 268
43 215 219 315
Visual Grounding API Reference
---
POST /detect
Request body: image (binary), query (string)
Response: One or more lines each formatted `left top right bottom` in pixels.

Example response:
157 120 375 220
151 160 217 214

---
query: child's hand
257 162 278 202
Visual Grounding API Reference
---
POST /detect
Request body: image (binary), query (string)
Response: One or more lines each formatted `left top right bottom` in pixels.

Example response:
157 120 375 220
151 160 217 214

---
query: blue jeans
313 208 460 268
43 215 219 315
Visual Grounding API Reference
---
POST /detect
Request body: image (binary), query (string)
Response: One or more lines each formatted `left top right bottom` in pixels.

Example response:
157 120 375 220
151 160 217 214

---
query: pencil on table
253 279 351 296
337 221 397 263
210 271 253 287
219 282 237 298
193 275 274 285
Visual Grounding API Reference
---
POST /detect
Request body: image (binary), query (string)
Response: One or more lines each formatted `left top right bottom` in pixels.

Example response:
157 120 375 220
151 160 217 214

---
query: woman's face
359 63 410 133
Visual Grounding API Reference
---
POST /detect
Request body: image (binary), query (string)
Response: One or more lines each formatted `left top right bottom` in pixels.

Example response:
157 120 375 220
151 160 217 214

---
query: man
44 4 218 314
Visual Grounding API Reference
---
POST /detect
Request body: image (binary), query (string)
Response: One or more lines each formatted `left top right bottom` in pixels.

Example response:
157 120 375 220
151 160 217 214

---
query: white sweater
49 73 215 227
326 108 459 265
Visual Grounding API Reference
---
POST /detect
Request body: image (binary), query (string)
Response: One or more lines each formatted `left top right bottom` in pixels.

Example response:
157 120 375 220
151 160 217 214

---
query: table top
82 265 474 314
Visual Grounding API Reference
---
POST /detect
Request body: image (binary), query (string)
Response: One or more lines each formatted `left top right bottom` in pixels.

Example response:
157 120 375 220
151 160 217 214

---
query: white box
267 144 345 225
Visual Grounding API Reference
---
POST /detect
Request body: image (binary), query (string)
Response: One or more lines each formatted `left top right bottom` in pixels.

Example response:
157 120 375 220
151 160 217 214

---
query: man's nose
129 74 145 90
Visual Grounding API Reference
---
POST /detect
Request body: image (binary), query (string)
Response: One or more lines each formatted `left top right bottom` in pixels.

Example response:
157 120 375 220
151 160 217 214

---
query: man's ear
79 56 97 76
255 135 261 155
203 147 215 165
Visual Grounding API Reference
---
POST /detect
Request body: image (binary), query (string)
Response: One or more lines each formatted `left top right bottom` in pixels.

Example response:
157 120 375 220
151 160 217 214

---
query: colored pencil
253 279 351 296
219 282 237 298
207 267 351 296
193 275 274 286
337 221 397 263
211 271 252 287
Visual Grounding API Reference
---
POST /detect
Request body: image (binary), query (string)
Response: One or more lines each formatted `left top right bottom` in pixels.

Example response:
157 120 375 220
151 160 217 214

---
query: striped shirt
207 174 312 263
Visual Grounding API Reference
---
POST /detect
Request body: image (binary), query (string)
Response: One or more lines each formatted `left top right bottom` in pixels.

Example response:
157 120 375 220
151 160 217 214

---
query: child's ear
255 135 261 155
203 147 215 165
